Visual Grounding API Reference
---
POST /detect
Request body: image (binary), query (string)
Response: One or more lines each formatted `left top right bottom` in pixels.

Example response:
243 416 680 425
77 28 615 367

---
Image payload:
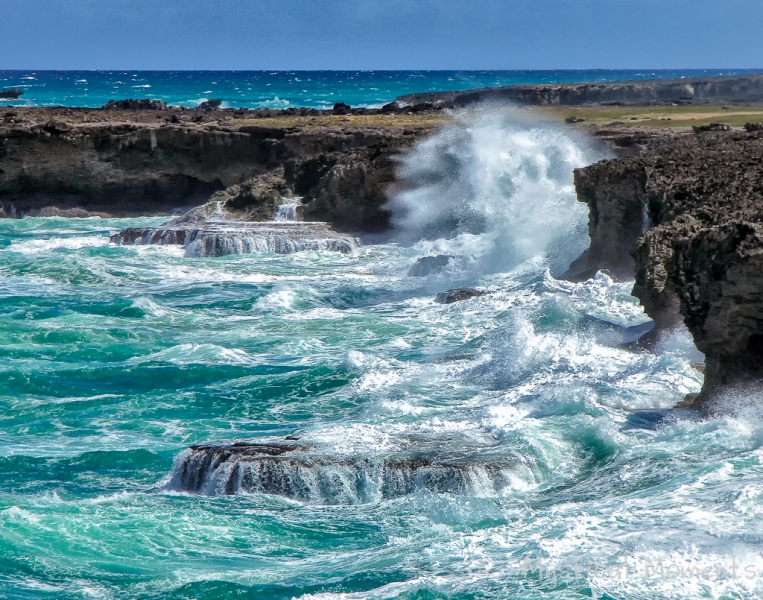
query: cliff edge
567 128 763 410
0 106 443 225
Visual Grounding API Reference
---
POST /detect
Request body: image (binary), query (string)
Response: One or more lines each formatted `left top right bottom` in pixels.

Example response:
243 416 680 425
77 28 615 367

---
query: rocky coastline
397 74 763 107
5 74 763 221
0 103 443 223
565 127 763 411
4 75 763 408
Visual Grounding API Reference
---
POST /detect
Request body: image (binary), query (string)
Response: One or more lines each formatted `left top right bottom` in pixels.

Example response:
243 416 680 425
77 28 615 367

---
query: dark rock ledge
564 128 763 412
165 439 522 503
0 106 439 223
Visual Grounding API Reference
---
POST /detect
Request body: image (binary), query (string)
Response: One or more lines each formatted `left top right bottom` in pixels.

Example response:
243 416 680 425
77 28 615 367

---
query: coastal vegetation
537 103 763 129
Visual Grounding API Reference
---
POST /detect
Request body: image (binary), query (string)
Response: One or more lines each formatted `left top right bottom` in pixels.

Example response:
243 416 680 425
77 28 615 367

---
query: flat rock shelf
111 221 360 256
165 440 524 504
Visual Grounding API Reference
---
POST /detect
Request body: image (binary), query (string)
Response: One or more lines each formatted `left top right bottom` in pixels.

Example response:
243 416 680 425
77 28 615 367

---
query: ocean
2 90 763 600
1 69 762 109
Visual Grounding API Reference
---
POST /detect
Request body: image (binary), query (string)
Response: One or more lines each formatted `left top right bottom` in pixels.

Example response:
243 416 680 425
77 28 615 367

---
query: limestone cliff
163 133 413 231
568 129 763 410
0 107 439 220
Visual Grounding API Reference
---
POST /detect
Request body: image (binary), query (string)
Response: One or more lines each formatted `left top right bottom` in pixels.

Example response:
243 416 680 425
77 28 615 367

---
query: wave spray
388 108 608 275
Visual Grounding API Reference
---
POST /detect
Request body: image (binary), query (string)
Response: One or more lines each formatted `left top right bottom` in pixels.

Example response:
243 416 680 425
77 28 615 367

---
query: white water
112 196 360 257
183 222 359 257
167 444 530 503
274 197 302 222
388 109 606 277
7 112 763 600
183 196 359 256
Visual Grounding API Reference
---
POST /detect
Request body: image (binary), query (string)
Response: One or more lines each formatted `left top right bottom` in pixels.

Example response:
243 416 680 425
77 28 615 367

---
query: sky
2 0 762 70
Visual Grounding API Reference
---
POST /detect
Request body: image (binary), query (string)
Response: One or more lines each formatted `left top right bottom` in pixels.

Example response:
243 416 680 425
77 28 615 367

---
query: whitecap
128 343 254 366
9 235 108 254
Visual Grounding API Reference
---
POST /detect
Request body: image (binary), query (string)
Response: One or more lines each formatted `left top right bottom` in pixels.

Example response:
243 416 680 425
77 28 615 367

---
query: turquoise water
2 114 763 599
1 69 761 108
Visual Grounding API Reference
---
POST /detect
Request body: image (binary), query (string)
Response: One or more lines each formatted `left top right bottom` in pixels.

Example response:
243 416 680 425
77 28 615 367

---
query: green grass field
532 104 763 129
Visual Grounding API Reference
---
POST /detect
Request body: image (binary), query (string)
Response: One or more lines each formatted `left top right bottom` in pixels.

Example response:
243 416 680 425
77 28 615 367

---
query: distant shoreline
2 69 762 109
396 74 763 107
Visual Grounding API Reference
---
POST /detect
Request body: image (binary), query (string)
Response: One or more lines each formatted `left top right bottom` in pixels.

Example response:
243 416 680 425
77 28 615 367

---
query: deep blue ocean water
1 69 762 108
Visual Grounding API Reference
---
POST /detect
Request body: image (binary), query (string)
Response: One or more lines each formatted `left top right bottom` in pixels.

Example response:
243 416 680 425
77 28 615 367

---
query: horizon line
2 68 763 73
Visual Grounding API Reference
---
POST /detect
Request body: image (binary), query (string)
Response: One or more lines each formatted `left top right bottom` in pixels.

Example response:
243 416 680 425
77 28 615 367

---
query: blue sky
2 0 762 70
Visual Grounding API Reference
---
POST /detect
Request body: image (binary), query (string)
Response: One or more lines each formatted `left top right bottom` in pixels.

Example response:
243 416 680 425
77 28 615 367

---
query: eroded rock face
0 108 434 220
153 138 409 231
0 124 268 216
298 149 399 231
666 223 763 400
563 160 649 282
569 130 763 409
169 170 290 225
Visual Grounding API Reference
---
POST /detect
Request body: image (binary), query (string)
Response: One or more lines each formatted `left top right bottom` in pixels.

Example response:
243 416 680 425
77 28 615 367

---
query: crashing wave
388 109 606 275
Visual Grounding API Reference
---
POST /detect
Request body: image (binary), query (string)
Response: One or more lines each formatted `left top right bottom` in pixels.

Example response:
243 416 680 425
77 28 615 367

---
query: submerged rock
0 89 23 100
408 255 452 277
622 407 701 431
435 288 485 304
199 99 222 110
581 315 656 349
165 440 522 504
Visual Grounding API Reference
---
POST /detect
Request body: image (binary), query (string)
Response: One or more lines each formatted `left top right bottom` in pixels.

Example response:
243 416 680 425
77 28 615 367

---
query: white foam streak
10 235 107 254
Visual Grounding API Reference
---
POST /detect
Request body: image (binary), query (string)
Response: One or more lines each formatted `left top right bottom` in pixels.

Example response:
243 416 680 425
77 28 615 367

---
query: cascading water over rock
184 221 358 256
110 198 359 256
274 198 303 222
165 440 534 504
